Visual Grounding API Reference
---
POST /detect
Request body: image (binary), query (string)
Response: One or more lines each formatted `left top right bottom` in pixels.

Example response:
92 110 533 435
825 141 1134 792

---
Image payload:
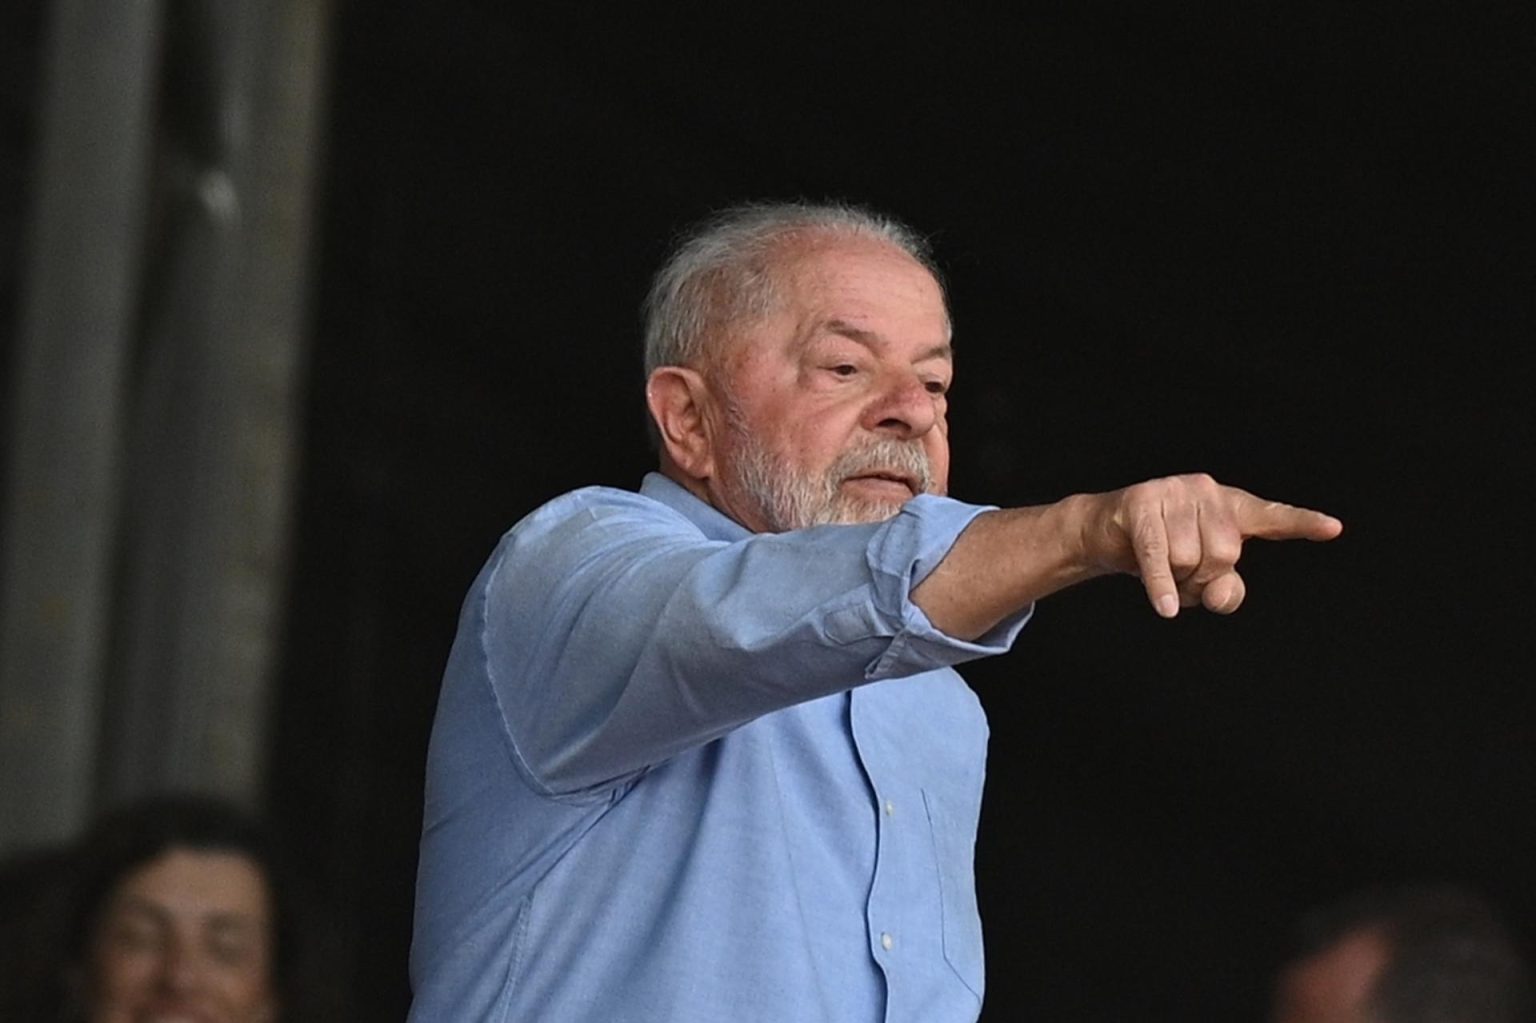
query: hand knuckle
1133 520 1165 551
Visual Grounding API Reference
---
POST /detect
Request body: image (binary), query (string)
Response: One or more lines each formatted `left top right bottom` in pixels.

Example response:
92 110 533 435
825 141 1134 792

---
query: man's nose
158 940 207 992
863 370 937 438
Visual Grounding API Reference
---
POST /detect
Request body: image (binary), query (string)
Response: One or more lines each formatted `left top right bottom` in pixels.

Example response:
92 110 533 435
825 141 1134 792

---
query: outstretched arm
911 473 1343 639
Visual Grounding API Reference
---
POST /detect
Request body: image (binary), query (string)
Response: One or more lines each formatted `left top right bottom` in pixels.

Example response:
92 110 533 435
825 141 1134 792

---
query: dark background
7 4 1533 1019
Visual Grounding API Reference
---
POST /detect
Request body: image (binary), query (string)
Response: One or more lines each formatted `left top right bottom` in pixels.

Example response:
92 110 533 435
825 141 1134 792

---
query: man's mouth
843 471 919 497
827 438 933 501
139 1007 218 1023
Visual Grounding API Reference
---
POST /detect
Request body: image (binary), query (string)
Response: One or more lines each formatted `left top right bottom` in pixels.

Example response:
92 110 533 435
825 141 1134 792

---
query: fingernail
1156 595 1179 618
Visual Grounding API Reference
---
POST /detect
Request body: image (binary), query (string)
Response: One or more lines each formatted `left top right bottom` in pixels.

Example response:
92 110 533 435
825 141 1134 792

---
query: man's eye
208 938 256 967
110 920 165 953
829 364 858 377
924 380 948 395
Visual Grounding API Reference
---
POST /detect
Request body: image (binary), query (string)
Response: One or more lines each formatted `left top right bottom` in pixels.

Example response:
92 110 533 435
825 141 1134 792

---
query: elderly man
407 202 1342 1021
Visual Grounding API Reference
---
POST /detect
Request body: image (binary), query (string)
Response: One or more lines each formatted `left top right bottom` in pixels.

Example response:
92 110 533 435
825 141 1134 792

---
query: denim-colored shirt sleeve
480 474 1027 796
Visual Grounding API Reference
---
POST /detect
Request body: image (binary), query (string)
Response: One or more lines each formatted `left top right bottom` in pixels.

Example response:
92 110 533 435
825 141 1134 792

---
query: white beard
726 433 935 532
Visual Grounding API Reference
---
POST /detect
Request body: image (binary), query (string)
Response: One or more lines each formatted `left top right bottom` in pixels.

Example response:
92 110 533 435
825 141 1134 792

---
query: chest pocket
922 788 985 1000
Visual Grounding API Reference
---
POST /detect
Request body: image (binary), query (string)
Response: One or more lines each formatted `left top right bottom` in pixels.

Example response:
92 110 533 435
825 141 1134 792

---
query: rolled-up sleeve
477 480 1030 796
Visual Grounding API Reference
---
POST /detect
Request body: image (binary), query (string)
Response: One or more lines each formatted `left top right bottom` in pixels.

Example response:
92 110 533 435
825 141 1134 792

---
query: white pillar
98 0 332 810
0 0 163 854
0 0 331 852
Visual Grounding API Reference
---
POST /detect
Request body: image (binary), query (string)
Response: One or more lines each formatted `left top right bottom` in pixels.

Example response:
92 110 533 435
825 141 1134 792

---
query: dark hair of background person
1280 884 1535 1023
0 793 346 1022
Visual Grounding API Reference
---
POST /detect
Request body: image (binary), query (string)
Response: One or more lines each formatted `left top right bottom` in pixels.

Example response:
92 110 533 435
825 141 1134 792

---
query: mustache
827 439 934 495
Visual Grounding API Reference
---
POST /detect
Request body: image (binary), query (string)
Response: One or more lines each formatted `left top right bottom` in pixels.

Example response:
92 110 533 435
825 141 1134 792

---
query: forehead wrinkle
820 318 953 365
112 897 172 922
114 895 265 929
205 913 267 936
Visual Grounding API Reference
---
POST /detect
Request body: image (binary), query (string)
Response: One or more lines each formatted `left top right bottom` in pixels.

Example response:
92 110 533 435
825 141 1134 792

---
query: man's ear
646 366 718 481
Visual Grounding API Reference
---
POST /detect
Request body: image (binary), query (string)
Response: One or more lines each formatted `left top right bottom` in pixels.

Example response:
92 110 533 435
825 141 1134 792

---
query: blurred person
41 794 338 1023
409 200 1344 1021
1272 884 1535 1023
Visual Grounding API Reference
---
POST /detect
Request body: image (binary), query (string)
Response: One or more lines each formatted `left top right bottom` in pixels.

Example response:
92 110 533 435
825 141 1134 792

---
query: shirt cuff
862 494 1033 680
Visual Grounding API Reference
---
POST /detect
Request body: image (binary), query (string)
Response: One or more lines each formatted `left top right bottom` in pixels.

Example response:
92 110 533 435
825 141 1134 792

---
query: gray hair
641 200 943 377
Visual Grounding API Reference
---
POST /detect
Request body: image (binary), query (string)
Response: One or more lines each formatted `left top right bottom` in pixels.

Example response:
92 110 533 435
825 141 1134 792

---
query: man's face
702 236 953 532
86 847 277 1023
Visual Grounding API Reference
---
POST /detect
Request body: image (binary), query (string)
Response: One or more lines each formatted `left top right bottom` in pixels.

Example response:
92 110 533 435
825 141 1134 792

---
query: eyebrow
113 898 266 933
823 319 953 363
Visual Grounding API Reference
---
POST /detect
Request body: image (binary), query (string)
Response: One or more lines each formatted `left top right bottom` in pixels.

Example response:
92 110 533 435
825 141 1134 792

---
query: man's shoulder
532 483 672 519
512 484 694 538
493 479 711 562
507 473 746 546
471 482 717 611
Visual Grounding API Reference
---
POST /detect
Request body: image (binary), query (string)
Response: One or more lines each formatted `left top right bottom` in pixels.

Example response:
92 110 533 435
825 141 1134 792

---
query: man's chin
822 496 910 526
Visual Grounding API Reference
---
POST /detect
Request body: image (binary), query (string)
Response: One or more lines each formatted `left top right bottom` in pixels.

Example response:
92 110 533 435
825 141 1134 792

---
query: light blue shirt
409 473 1031 1022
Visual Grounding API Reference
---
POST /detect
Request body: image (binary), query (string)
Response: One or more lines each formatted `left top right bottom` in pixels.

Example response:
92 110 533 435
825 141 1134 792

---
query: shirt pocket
921 788 985 1000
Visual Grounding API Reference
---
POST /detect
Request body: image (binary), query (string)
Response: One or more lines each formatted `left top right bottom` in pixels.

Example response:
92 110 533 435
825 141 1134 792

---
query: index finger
1233 492 1343 542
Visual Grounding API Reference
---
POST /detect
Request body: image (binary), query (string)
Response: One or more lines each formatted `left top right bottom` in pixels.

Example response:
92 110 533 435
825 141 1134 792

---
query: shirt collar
639 472 753 543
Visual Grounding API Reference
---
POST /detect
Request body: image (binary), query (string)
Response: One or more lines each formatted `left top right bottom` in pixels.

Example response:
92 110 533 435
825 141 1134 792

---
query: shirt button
880 932 894 951
884 800 895 816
